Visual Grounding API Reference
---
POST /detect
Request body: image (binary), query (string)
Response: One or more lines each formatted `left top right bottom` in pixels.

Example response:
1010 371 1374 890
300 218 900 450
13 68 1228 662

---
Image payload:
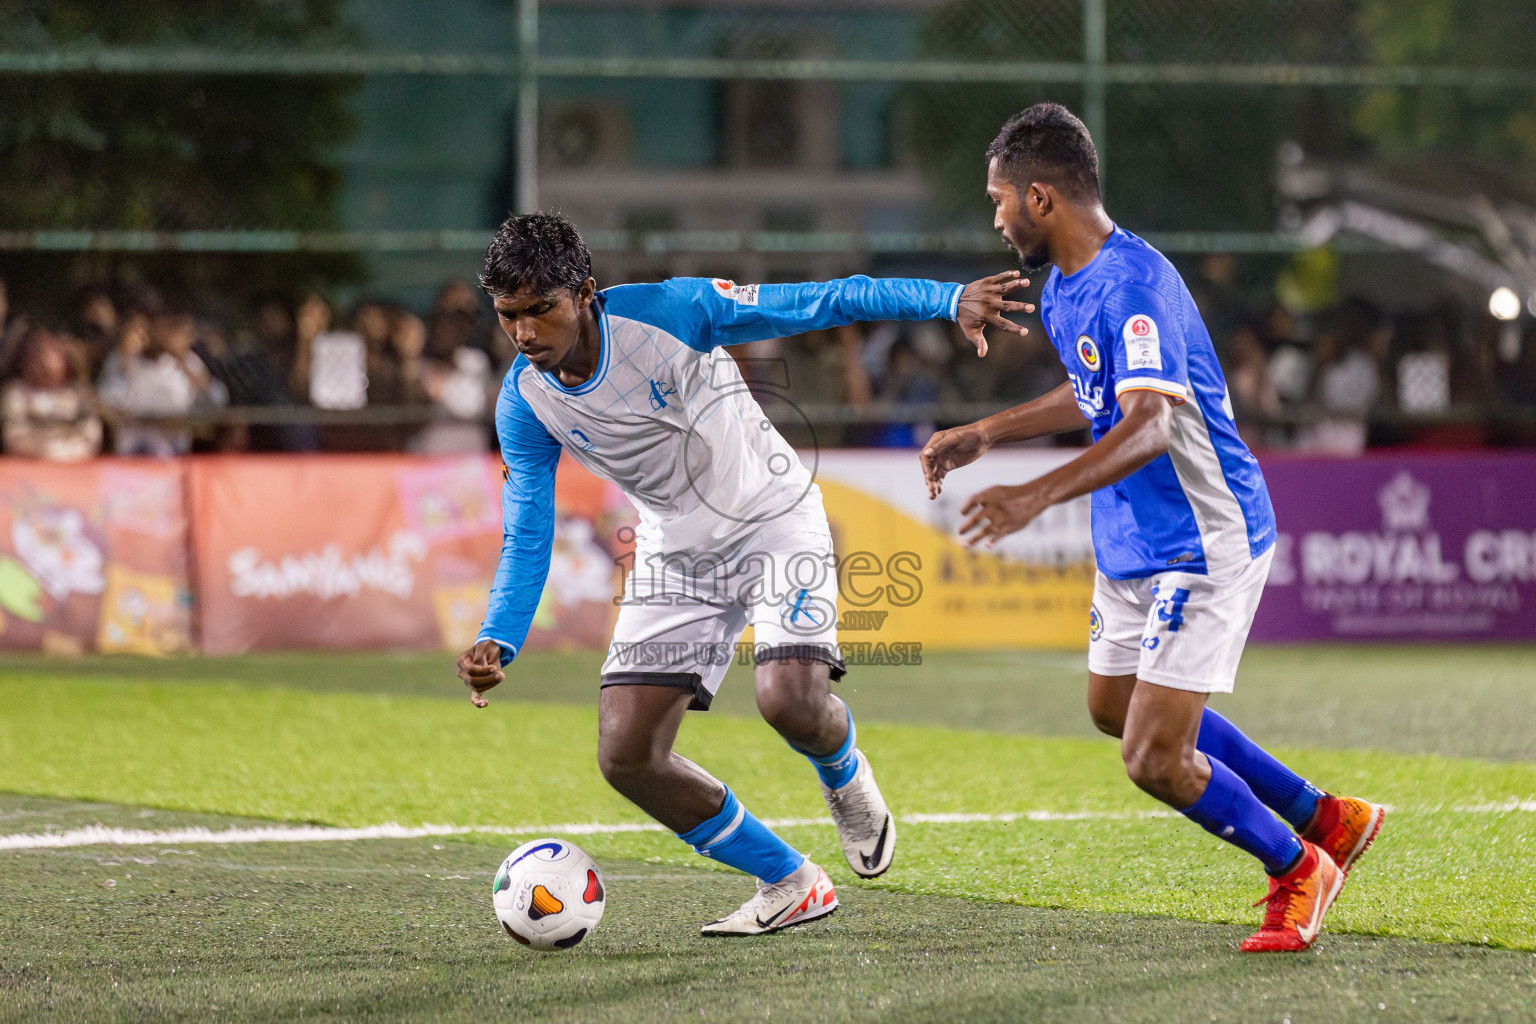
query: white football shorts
600 504 842 710
1086 546 1274 694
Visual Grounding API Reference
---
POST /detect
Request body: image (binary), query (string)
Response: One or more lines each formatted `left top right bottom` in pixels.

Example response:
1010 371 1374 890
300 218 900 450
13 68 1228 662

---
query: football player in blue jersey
458 213 1030 935
920 104 1385 952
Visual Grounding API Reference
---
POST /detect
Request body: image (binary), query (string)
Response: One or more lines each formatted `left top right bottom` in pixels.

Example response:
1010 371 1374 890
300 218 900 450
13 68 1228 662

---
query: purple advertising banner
1253 453 1536 641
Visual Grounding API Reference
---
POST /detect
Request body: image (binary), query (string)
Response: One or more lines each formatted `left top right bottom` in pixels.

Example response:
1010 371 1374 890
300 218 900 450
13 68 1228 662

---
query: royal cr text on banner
1254 453 1536 641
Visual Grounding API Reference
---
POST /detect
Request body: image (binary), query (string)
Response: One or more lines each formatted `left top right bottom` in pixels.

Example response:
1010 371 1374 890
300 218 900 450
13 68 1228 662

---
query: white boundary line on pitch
0 802 1531 852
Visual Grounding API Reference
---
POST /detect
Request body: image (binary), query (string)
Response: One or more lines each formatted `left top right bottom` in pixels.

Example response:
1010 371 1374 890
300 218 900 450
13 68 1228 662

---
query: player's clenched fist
956 270 1033 357
457 639 506 707
920 423 991 499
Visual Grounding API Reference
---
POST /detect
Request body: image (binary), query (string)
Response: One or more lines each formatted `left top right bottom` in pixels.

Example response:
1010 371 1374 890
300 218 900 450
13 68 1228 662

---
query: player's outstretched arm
957 390 1173 547
921 381 1088 499
688 272 1033 350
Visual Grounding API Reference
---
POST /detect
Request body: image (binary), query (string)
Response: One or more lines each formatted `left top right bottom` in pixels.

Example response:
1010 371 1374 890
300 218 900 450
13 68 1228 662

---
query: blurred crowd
1191 252 1536 454
0 276 502 461
4 260 1536 463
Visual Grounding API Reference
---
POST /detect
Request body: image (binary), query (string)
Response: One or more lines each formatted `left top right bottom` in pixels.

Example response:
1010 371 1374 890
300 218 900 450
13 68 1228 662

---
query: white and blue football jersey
477 275 963 660
1039 226 1276 580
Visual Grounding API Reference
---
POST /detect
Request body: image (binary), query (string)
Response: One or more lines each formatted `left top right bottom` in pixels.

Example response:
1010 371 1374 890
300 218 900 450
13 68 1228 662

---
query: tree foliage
902 0 1536 233
1354 0 1536 166
0 0 360 301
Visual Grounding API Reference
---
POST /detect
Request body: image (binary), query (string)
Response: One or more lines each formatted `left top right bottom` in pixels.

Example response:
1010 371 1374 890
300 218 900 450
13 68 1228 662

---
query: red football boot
1302 794 1385 878
1240 841 1344 953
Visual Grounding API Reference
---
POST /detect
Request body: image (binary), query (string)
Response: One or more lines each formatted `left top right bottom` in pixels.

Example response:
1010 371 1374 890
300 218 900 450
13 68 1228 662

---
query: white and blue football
492 838 605 950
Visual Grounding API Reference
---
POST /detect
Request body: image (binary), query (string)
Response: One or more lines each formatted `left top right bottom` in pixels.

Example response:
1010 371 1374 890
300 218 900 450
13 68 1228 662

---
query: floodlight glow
1489 286 1521 321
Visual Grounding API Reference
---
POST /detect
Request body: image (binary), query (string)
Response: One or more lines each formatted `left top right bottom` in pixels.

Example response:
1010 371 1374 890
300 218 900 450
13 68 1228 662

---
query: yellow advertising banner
813 450 1095 651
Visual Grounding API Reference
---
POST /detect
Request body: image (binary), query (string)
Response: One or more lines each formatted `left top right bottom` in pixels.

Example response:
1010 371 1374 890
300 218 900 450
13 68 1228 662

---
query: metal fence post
1083 0 1107 193
516 0 539 214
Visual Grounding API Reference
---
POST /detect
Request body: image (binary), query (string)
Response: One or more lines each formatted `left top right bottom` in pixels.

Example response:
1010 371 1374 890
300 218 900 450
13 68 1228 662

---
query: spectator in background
71 286 117 376
364 307 432 450
94 306 150 422
870 337 944 448
1191 252 1247 349
352 300 393 366
1264 303 1312 409
199 294 317 452
2 325 102 460
289 291 332 401
407 305 493 454
1396 313 1454 416
98 307 227 456
1224 320 1283 448
1298 301 1384 456
368 307 430 407
433 278 498 366
766 324 872 447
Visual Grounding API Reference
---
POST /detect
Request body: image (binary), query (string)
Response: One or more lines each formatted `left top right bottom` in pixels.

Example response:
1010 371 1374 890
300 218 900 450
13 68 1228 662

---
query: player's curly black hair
986 103 1101 203
479 212 593 298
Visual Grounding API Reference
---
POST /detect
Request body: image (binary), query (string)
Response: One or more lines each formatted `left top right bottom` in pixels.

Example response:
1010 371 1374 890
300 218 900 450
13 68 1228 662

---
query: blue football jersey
1038 226 1276 579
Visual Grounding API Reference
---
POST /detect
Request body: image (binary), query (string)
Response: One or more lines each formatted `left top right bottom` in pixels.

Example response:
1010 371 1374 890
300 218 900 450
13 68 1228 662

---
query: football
492 838 606 950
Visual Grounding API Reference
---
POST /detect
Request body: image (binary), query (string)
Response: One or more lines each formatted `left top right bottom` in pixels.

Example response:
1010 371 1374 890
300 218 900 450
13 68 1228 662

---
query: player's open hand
920 423 991 499
457 639 506 707
957 271 1033 357
958 482 1050 548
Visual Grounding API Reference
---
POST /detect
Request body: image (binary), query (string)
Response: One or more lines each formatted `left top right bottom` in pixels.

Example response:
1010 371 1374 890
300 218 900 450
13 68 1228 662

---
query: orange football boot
1302 794 1385 877
1240 841 1344 952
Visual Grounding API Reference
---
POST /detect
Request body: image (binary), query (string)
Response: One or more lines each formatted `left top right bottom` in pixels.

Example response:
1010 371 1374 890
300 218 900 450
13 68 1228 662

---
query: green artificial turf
0 674 1533 949
4 796 1536 1024
2 649 1534 1022
6 644 1531 760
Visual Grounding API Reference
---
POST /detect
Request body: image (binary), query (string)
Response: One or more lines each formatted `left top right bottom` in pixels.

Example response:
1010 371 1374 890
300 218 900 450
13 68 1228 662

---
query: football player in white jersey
457 213 1029 935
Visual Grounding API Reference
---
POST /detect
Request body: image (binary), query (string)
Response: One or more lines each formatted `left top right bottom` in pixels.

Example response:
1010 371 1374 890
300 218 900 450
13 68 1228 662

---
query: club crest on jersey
648 379 678 410
1089 604 1104 641
1123 314 1162 371
712 279 760 306
1076 335 1101 371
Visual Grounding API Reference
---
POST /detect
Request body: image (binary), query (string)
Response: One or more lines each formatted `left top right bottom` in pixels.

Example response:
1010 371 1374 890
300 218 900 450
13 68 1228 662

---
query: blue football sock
1180 755 1304 876
1198 708 1325 831
796 697 859 790
678 788 805 884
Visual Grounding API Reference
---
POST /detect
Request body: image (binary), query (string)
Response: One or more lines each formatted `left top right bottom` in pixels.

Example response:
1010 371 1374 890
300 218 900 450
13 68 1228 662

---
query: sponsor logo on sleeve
712 279 760 306
1076 335 1101 371
1123 313 1162 371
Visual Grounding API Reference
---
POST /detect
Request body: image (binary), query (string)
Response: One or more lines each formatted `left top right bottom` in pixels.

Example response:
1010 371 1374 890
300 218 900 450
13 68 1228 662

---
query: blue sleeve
477 361 563 665
601 276 965 352
1103 283 1189 405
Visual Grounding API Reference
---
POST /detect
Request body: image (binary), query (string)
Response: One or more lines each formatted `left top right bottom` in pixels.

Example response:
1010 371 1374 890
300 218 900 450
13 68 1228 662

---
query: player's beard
1015 241 1052 273
1007 210 1052 272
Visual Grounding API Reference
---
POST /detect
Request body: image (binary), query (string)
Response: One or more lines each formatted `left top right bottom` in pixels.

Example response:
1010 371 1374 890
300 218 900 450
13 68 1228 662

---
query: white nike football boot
822 750 896 878
699 860 837 936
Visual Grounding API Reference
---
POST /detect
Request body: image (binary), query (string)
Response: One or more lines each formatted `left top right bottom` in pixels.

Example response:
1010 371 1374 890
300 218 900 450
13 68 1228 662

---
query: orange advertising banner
187 454 632 655
0 459 192 655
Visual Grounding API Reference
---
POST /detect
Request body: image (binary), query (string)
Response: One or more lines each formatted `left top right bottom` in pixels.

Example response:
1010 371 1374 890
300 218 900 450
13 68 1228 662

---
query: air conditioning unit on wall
540 100 633 170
